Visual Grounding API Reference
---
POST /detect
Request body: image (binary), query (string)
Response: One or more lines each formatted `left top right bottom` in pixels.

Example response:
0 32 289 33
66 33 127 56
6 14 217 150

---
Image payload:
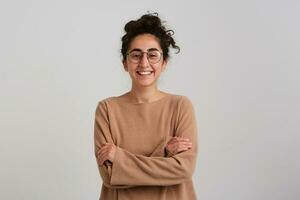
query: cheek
124 63 136 72
152 63 163 70
154 66 164 73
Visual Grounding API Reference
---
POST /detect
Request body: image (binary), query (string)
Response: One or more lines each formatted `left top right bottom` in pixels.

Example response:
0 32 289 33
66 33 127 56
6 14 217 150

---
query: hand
97 143 117 166
165 136 192 156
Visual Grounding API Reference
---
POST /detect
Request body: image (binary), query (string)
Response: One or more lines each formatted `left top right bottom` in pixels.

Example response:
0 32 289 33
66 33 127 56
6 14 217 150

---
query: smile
136 71 153 76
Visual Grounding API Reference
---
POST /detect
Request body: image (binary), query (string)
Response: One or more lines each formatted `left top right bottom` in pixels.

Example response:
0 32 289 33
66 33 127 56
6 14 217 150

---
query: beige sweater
94 93 198 200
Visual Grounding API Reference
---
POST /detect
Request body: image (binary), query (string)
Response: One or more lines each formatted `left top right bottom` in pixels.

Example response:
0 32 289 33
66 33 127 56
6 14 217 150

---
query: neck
129 84 162 103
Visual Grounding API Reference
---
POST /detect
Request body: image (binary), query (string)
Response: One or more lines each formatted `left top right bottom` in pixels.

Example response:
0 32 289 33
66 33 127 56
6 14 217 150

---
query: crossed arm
97 136 192 166
94 96 198 188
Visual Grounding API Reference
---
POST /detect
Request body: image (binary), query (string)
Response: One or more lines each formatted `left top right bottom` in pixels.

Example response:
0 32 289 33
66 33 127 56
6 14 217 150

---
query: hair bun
125 14 164 33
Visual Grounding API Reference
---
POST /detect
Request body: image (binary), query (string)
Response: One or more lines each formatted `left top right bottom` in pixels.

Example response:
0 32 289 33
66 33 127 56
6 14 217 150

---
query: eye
148 51 159 58
130 51 142 58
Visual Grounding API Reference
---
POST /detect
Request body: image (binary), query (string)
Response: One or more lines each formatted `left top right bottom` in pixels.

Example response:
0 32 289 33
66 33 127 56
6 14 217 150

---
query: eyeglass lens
128 50 161 64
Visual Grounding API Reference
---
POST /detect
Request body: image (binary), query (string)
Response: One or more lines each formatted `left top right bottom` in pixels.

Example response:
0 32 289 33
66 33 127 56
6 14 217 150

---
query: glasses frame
126 49 163 64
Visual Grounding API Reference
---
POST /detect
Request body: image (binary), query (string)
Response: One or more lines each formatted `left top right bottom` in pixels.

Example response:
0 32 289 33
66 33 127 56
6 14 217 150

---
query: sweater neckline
115 92 173 105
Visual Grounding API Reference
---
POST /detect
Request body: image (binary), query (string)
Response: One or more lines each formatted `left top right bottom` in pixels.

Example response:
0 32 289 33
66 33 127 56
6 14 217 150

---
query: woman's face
123 34 167 88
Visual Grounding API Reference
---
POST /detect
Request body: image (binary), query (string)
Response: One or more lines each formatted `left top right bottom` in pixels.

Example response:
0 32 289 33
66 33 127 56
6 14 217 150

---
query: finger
97 150 110 164
177 140 192 144
97 147 109 156
175 144 188 152
98 155 104 165
99 149 110 160
174 137 190 142
177 137 190 141
98 152 105 165
99 153 109 165
174 140 191 145
99 144 112 152
101 143 112 148
96 149 102 157
178 141 192 147
168 141 191 149
177 147 190 153
168 144 190 154
178 143 192 149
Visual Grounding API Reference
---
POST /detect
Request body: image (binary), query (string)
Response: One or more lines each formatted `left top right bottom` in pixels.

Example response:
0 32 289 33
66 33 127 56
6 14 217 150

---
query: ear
161 60 168 72
123 60 128 72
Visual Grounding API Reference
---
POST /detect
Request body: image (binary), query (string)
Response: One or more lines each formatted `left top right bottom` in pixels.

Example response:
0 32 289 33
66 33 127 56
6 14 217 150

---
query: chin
134 80 156 87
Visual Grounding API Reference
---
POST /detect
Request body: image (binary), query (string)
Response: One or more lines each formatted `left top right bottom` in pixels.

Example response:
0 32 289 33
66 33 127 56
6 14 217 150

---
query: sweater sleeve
109 96 198 186
94 100 135 189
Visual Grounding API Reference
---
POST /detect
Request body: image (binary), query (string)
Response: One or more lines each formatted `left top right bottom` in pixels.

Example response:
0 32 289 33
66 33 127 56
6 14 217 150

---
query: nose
139 52 149 67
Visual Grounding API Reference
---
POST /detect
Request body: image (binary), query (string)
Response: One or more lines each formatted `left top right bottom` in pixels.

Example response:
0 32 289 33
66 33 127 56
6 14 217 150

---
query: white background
1 0 299 199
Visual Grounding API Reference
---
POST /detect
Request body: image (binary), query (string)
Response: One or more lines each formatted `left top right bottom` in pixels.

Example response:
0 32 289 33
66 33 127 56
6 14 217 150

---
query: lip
136 71 154 76
136 70 154 72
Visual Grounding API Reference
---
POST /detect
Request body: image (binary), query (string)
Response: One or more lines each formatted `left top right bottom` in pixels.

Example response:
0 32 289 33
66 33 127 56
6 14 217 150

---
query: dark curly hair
121 12 180 62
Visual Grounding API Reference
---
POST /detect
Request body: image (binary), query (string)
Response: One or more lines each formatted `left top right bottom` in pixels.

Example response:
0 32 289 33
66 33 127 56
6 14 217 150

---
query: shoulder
173 95 195 116
95 96 116 113
157 92 191 103
97 96 115 105
172 94 194 107
162 93 195 113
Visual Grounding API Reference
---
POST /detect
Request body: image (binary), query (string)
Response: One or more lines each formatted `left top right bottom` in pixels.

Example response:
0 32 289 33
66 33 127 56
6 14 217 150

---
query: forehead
129 34 161 51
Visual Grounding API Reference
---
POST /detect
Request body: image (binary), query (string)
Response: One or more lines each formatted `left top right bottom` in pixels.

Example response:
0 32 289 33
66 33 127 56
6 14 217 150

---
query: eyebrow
129 48 160 53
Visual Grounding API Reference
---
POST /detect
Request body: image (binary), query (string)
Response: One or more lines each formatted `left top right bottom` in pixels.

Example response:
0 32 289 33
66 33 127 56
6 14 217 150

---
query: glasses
126 49 163 64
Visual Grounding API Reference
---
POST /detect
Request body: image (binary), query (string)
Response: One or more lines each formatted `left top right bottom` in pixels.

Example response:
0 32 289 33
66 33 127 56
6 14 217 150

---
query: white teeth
137 71 152 75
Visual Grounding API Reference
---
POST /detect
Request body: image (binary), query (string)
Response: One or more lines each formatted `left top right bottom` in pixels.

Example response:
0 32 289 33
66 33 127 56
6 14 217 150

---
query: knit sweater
94 93 198 200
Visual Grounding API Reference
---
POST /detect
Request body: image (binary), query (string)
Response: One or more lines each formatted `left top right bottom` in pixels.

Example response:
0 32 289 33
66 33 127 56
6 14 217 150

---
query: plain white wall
1 0 299 199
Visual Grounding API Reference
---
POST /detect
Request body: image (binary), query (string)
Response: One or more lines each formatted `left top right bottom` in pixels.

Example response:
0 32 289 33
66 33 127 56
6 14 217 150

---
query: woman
94 13 198 200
